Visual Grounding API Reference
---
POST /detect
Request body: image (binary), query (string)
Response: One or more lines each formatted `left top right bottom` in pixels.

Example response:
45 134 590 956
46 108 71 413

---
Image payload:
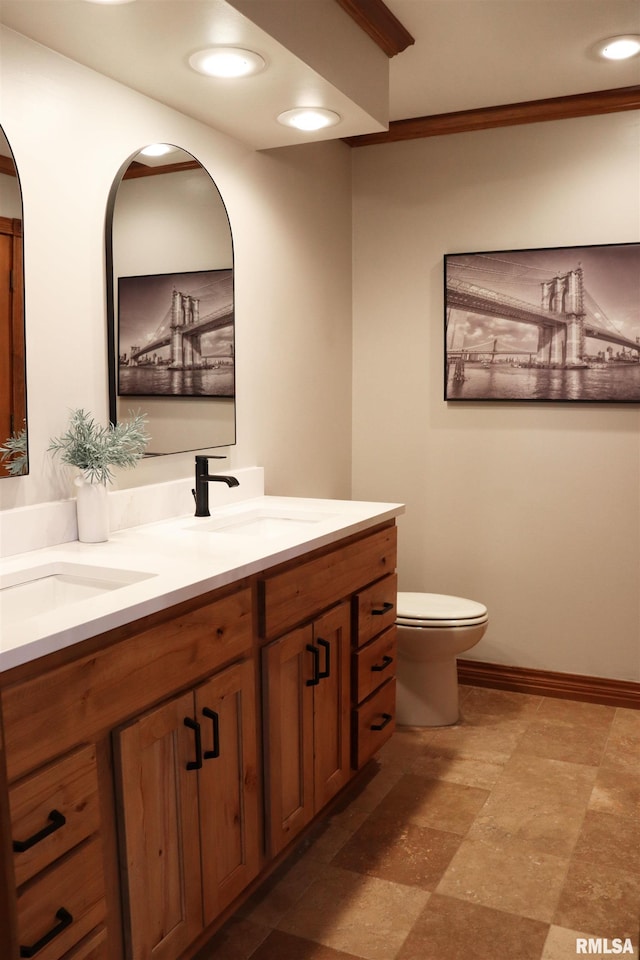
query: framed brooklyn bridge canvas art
117 269 234 398
444 243 640 402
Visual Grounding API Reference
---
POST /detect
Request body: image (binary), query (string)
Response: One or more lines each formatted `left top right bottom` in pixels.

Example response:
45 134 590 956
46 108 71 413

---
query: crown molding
334 0 414 57
344 85 640 146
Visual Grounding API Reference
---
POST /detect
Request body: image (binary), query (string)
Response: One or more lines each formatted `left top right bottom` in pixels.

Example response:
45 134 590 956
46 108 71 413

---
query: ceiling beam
334 0 414 57
344 85 640 146
123 160 201 180
0 156 16 176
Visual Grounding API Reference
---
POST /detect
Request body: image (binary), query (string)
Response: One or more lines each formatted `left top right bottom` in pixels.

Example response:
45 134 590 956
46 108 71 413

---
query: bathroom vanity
0 491 402 960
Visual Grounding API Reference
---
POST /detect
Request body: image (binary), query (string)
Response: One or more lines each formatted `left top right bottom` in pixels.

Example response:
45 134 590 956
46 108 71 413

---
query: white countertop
0 495 404 673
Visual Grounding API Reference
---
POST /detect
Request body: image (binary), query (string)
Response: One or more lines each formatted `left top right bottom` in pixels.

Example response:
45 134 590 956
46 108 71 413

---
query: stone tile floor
201 686 640 960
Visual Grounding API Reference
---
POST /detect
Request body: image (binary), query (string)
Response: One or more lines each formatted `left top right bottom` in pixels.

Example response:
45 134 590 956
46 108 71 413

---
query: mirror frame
0 125 28 478
105 146 236 454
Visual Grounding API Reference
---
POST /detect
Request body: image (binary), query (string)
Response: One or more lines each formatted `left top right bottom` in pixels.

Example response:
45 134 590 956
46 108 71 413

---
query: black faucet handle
195 454 225 475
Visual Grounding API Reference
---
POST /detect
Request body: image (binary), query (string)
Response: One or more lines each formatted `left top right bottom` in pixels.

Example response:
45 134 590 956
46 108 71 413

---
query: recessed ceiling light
277 108 341 132
139 144 174 158
189 47 266 79
596 35 640 60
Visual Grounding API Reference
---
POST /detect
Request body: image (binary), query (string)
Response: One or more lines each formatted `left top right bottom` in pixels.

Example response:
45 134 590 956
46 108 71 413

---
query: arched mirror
0 125 27 477
106 145 235 455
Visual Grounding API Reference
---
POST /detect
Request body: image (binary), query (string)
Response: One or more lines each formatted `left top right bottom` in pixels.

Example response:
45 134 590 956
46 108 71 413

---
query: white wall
352 112 640 682
0 27 353 508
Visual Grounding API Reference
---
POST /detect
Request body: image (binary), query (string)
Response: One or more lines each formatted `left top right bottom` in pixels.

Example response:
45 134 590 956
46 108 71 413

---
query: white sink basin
0 563 155 625
188 506 337 538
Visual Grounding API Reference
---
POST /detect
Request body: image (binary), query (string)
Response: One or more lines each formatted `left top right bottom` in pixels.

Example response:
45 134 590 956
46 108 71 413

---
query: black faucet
192 455 239 517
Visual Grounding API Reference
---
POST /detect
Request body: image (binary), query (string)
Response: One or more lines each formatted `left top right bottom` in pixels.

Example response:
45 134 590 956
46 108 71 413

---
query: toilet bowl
396 592 488 726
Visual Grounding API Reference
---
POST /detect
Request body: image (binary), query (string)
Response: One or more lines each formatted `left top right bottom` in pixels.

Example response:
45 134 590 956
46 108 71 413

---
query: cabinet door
262 625 315 857
196 660 260 924
312 602 351 810
114 691 202 960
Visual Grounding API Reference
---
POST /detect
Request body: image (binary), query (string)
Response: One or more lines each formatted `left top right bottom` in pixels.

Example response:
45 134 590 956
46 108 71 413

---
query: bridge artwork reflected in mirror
118 269 234 399
444 243 640 402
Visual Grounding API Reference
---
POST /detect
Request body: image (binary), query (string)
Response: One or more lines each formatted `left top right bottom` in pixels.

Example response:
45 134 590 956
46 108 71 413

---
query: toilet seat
396 591 488 628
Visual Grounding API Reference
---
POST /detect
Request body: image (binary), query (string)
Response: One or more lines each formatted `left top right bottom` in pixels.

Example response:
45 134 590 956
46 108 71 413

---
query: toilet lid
396 591 488 628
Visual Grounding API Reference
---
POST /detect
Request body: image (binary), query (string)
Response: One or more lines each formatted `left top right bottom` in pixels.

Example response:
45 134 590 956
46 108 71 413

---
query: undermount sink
188 506 337 538
0 563 155 625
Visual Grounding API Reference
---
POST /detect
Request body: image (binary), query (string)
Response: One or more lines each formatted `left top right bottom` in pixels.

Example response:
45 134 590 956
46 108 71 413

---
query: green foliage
48 409 150 485
0 423 28 476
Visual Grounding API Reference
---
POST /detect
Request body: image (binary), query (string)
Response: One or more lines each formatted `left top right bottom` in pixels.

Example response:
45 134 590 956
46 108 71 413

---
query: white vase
74 475 109 543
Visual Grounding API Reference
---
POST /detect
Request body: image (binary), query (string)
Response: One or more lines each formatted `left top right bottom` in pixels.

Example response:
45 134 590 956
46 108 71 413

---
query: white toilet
396 592 489 726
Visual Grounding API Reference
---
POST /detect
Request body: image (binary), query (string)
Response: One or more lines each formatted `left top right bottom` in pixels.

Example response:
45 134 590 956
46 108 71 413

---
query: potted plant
49 408 149 541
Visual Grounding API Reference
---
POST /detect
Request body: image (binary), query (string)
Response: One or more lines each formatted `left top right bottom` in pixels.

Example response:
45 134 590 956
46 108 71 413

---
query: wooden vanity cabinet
114 658 260 960
259 523 398 856
0 584 253 960
0 519 399 960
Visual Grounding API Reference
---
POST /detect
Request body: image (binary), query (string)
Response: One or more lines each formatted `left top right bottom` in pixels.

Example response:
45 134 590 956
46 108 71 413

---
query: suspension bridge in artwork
446 254 639 371
125 272 233 370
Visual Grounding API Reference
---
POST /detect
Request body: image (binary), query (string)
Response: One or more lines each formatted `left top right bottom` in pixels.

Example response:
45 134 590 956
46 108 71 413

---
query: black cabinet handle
371 713 393 732
202 707 220 760
20 907 73 957
317 638 331 680
371 601 394 616
306 644 320 686
184 717 202 770
371 655 393 674
13 810 66 853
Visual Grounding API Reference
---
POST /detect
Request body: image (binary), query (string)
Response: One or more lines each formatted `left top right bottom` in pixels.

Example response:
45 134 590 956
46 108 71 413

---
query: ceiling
0 0 639 150
386 0 640 121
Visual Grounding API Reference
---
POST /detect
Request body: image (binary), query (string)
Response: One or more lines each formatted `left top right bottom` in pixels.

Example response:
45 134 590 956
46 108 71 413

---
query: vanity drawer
17 836 106 960
259 525 397 639
352 679 396 770
10 744 100 886
354 574 397 649
353 626 397 706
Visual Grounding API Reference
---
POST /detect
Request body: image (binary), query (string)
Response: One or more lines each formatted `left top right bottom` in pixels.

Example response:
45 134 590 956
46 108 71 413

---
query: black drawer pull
371 713 393 732
317 638 331 680
371 655 393 673
202 707 220 760
20 907 73 957
371 601 394 616
184 717 202 770
306 644 320 686
13 809 66 853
